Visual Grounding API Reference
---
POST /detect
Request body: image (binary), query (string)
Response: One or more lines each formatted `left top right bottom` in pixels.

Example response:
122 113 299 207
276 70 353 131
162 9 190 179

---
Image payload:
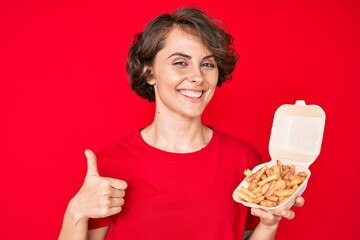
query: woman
58 7 304 240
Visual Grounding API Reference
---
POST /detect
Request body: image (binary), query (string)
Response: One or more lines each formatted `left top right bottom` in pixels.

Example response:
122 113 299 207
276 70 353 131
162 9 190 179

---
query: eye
201 62 216 68
172 58 189 67
173 61 188 66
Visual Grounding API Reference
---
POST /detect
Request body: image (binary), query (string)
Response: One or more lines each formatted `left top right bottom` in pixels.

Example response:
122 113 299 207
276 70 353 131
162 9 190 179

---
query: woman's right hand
68 149 127 223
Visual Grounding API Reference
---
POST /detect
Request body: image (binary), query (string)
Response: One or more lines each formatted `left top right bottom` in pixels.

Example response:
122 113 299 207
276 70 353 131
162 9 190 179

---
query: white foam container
233 100 326 215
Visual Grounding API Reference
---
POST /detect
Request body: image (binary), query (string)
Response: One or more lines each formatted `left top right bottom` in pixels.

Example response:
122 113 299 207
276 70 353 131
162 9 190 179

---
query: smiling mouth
178 89 204 99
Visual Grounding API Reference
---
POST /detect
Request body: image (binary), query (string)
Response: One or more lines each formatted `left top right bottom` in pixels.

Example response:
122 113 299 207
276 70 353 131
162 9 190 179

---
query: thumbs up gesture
69 149 127 221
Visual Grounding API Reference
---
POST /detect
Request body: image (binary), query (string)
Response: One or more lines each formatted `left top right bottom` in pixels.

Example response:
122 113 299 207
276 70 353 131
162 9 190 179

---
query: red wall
1 0 359 239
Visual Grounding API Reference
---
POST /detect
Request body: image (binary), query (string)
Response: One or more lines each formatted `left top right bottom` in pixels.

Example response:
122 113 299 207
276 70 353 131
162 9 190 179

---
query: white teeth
179 90 203 98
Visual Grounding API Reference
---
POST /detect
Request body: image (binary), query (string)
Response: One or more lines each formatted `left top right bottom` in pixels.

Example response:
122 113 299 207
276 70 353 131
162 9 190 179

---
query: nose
188 67 203 85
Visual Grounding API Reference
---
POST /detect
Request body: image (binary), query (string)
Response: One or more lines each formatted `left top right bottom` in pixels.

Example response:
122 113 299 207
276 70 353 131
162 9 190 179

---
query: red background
1 0 359 239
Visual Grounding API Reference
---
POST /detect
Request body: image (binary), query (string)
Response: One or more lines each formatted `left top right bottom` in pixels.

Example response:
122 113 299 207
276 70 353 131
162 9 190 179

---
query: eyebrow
168 52 215 60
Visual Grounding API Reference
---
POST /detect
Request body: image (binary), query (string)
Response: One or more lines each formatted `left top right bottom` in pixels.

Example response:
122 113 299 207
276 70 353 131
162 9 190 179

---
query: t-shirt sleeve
88 216 115 230
245 209 260 231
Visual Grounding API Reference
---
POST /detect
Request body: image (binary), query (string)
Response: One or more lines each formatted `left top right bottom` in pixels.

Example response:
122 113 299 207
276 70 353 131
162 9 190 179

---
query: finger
294 196 305 207
85 149 100 176
110 189 126 198
106 177 128 190
110 197 125 207
106 207 122 217
251 208 276 221
280 209 295 220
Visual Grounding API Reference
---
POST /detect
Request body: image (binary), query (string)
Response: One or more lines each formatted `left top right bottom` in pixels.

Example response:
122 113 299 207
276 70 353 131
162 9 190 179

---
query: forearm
58 198 89 240
248 221 279 240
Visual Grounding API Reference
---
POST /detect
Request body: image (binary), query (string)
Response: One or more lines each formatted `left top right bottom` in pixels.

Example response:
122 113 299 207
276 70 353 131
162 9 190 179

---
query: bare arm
88 227 109 240
58 199 89 240
248 215 279 240
58 198 109 240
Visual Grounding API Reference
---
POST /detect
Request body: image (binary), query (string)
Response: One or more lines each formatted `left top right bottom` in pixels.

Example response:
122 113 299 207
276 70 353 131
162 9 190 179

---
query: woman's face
148 27 219 119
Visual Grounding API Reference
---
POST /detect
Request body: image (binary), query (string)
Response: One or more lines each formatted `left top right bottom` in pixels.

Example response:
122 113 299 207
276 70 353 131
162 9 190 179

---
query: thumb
85 149 99 176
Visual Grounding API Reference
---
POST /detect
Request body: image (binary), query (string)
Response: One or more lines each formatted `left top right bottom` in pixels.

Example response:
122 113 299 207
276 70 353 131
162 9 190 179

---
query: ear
144 66 156 85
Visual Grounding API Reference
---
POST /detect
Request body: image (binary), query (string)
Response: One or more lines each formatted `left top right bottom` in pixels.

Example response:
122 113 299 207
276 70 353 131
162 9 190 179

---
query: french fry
290 177 304 186
276 160 283 174
261 183 271 195
257 174 278 186
235 190 254 203
265 168 271 177
245 171 257 183
248 182 258 191
252 186 261 194
244 169 253 177
281 168 290 178
267 196 279 202
297 172 308 178
253 196 265 204
264 180 277 198
260 200 276 207
255 166 268 180
274 180 286 191
274 188 296 197
240 186 257 199
289 165 295 175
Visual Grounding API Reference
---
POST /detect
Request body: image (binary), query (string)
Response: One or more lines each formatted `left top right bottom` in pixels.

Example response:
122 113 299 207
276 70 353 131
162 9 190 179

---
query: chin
181 109 204 119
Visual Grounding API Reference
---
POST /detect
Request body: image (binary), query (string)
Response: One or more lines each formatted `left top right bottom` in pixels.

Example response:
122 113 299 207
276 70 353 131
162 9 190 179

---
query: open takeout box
233 100 326 215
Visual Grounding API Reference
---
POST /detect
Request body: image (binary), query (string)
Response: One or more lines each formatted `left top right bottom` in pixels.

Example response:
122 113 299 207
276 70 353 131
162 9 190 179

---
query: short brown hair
126 7 239 102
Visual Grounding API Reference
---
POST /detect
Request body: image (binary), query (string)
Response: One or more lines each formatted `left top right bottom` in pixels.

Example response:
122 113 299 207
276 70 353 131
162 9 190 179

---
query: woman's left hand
250 196 305 227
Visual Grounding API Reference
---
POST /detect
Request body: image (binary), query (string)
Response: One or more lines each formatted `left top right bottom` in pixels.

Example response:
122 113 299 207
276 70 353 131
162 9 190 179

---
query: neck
141 112 212 153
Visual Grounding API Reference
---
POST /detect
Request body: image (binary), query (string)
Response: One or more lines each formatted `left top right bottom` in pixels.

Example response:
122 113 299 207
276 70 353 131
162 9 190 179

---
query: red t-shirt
88 128 262 239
